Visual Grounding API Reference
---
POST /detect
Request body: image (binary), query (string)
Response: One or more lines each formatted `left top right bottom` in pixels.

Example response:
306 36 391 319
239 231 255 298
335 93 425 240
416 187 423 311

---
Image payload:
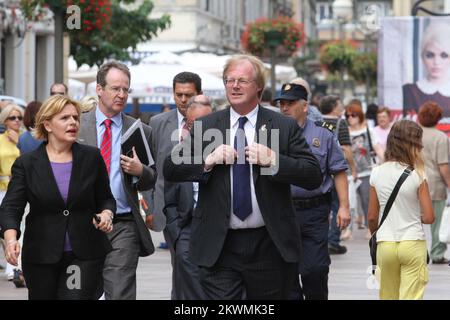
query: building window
316 1 333 23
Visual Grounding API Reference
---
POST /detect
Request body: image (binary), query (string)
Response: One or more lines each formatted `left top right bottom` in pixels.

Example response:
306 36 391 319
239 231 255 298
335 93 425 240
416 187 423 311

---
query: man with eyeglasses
275 83 350 300
164 54 322 299
148 71 202 299
78 61 157 300
49 83 68 96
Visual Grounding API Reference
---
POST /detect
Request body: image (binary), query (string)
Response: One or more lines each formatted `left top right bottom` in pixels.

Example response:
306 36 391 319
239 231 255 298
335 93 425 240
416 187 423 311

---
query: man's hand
245 143 275 167
336 206 351 229
204 144 237 170
145 214 154 230
120 147 143 176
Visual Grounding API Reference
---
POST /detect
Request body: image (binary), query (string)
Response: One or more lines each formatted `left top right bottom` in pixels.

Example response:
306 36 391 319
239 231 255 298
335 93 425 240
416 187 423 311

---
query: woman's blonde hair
421 22 450 59
79 95 98 113
385 120 425 178
34 95 81 141
0 104 24 125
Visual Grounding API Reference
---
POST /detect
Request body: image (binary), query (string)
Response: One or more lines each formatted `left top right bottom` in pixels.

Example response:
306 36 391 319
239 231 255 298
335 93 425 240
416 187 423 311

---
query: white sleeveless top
370 162 426 242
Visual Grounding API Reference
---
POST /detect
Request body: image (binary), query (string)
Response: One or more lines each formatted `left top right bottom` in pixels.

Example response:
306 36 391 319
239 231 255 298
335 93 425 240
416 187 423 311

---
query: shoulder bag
369 166 414 274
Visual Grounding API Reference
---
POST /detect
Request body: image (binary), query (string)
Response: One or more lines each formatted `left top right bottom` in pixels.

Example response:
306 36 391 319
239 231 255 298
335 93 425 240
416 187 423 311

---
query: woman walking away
368 120 434 300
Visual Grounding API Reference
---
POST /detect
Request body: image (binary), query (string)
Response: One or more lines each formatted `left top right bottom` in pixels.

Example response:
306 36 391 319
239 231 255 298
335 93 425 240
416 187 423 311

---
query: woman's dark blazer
0 142 116 264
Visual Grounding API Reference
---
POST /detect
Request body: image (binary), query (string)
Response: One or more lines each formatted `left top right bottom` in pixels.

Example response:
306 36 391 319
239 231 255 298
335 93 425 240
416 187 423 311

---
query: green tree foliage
349 51 377 85
319 40 357 75
21 0 171 67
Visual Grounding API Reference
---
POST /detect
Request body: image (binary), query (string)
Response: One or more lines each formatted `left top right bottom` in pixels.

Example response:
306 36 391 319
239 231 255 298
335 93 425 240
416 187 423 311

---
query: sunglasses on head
6 116 23 121
345 113 358 119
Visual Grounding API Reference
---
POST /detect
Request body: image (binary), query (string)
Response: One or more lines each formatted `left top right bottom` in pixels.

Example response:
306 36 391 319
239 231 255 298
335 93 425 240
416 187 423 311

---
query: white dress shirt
178 109 199 207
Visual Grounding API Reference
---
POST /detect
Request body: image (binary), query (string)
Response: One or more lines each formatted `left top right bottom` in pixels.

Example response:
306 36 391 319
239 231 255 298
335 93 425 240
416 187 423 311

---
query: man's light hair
223 54 266 96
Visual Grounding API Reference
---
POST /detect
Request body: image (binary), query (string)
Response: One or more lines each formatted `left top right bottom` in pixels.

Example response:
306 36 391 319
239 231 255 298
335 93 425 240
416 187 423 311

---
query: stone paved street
1 226 449 300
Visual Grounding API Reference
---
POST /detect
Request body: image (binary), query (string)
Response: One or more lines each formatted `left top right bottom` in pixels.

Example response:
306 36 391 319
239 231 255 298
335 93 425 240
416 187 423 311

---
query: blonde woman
0 95 115 299
0 104 24 282
79 95 98 113
368 120 434 300
0 104 24 201
403 22 450 118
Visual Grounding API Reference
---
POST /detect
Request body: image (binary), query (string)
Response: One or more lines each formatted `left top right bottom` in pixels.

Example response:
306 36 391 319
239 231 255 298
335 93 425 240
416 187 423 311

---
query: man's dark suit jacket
163 106 322 268
0 142 116 264
78 110 157 257
163 181 194 247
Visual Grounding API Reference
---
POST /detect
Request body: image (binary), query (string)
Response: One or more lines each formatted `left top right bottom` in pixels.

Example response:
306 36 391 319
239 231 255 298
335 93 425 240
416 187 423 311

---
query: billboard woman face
422 43 450 82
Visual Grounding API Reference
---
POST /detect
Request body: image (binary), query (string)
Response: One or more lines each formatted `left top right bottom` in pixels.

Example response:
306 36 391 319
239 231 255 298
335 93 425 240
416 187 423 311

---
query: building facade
141 0 301 55
0 0 59 103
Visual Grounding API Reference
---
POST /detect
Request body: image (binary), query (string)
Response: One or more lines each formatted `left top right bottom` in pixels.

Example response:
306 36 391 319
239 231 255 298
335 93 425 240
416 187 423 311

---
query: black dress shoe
328 244 347 255
432 257 449 264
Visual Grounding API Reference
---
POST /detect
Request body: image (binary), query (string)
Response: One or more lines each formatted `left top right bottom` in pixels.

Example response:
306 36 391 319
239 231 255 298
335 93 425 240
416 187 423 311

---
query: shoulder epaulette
315 120 335 133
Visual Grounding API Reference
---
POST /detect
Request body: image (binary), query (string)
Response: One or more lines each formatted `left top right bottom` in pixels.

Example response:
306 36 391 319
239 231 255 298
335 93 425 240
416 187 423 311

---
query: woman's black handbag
369 166 413 274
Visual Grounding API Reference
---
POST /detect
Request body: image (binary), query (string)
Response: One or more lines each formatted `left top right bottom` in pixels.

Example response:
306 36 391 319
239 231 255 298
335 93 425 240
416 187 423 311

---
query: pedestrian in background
162 95 212 299
149 71 202 299
276 83 350 299
346 102 384 236
417 102 450 264
320 95 357 249
0 104 24 282
373 106 392 155
368 120 434 300
18 101 42 155
0 95 116 299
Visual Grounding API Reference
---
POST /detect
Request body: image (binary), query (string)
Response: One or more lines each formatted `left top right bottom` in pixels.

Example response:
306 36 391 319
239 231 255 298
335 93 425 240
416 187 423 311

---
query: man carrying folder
78 61 157 300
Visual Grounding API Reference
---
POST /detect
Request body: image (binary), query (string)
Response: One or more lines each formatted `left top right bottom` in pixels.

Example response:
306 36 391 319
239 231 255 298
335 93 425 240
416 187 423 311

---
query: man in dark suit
164 54 322 299
78 61 156 300
163 95 212 299
148 72 202 299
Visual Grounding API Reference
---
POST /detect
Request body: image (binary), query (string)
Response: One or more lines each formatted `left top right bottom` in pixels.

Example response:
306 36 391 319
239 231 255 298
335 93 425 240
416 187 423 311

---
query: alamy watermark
66 5 81 30
170 121 280 175
66 265 81 290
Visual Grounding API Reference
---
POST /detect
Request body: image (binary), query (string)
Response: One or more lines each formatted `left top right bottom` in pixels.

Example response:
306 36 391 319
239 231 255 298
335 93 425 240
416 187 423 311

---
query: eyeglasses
50 92 66 96
105 85 132 95
6 116 23 121
223 78 256 86
345 113 358 119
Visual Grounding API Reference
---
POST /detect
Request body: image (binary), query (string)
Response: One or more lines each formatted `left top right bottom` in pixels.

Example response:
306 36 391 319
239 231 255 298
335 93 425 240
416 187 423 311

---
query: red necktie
100 119 112 174
180 118 189 142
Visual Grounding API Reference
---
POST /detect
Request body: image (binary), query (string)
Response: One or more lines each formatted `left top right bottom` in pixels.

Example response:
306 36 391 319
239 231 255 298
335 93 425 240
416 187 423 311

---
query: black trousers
22 251 105 300
292 202 331 300
199 227 298 300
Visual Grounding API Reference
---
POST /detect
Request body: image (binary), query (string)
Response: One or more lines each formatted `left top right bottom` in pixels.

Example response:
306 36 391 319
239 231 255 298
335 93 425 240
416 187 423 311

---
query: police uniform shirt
291 119 348 199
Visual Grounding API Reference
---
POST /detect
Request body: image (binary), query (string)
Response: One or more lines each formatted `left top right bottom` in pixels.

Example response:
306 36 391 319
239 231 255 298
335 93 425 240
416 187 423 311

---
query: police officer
275 83 351 300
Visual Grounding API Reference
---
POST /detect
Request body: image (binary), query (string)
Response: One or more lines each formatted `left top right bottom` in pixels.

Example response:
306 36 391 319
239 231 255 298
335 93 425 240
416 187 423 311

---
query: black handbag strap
366 126 377 164
376 166 414 231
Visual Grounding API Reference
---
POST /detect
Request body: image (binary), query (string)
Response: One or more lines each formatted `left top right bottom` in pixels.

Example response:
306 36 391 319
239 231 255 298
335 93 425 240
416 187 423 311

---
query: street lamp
332 0 353 99
412 0 450 16
264 30 284 99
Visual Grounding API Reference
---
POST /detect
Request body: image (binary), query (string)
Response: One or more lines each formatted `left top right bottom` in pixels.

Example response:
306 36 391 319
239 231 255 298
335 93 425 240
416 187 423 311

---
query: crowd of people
0 53 449 300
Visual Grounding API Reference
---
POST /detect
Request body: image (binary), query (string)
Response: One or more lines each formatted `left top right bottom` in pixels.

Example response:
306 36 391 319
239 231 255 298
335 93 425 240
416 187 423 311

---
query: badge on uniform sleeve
312 138 320 148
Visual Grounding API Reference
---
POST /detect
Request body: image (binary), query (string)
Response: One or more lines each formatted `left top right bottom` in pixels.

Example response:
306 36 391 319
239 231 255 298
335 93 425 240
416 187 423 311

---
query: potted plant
241 16 306 59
